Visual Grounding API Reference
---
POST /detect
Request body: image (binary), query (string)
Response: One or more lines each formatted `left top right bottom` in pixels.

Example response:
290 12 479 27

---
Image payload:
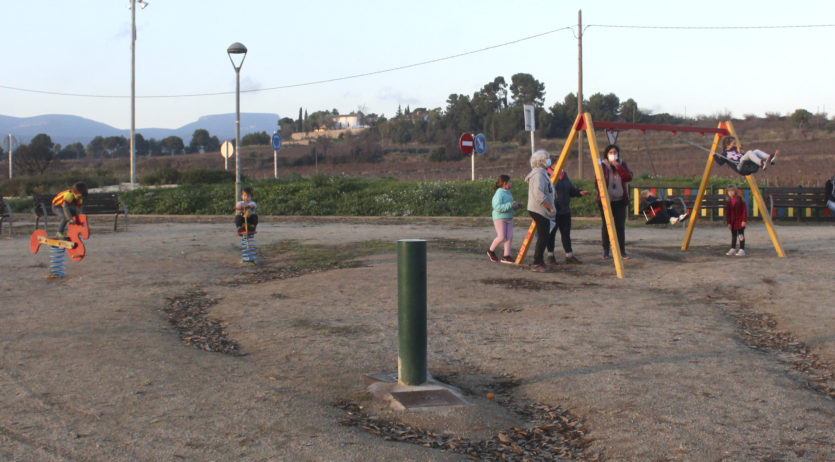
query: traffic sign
523 104 535 131
474 133 486 155
272 132 282 151
458 132 475 155
220 141 235 159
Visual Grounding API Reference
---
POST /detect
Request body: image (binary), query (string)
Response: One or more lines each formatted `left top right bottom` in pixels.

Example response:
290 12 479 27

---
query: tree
14 133 55 174
585 93 620 122
134 133 150 157
444 93 476 134
619 98 643 123
790 108 812 129
161 136 184 155
472 76 508 130
57 142 85 159
102 136 128 157
298 107 303 132
189 129 220 153
241 131 270 145
509 73 545 107
86 136 105 158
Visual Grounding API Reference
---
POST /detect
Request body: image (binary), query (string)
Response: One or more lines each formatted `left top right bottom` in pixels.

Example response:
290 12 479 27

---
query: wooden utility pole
577 10 584 179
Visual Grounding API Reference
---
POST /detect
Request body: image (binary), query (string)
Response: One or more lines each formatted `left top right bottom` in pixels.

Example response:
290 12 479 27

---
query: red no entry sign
458 132 475 155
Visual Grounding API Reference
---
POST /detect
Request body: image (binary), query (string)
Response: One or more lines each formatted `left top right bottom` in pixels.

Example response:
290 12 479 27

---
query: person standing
546 169 590 264
525 150 556 272
487 175 519 264
595 144 633 260
724 185 748 256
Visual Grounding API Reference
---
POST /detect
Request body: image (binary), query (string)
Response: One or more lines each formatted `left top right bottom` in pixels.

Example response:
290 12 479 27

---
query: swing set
514 113 785 278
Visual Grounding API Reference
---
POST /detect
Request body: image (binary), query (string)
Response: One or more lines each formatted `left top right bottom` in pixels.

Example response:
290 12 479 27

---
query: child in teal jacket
487 175 520 263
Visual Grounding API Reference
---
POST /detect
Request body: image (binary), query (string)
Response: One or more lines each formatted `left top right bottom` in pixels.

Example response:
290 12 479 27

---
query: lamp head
227 42 248 70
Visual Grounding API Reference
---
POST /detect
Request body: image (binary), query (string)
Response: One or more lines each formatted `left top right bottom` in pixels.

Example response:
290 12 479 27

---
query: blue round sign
474 133 487 155
272 132 282 151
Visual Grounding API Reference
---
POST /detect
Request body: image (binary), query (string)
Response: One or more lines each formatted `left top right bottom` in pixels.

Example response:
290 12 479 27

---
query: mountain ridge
0 113 281 147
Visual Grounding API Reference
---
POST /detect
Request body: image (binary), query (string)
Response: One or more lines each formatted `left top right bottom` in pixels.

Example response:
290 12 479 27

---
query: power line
0 26 574 100
588 23 835 30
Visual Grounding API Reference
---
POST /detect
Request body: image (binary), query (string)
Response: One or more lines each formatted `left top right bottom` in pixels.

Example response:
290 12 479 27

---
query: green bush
139 167 180 185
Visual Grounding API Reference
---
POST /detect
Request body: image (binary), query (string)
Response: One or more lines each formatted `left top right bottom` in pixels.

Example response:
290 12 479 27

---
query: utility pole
577 9 584 179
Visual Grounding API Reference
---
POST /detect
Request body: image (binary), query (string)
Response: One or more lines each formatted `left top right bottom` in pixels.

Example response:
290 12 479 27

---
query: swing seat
642 198 689 225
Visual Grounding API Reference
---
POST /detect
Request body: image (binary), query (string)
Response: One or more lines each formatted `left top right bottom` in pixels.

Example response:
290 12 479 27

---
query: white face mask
607 154 618 163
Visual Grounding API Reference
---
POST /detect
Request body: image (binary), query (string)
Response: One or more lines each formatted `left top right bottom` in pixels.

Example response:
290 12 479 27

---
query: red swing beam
589 121 731 137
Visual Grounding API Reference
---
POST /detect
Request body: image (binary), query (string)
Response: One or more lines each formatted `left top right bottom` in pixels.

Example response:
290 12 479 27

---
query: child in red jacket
724 185 748 256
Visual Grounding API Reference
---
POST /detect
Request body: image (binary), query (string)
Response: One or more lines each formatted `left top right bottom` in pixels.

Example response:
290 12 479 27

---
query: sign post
458 132 475 180
220 140 234 171
524 104 536 156
271 131 282 179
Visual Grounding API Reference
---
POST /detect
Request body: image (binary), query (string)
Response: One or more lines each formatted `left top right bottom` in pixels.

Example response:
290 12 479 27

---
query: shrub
179 169 235 185
140 167 180 185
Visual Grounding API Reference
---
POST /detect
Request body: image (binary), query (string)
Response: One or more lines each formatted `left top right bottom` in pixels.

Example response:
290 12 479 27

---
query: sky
2 0 834 130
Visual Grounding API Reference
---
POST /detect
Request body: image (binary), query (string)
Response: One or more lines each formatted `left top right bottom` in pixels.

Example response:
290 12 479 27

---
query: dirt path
1 217 833 461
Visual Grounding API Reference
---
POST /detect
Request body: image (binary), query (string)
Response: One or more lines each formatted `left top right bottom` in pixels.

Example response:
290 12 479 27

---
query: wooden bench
765 186 829 221
34 192 128 232
677 193 726 221
0 196 12 237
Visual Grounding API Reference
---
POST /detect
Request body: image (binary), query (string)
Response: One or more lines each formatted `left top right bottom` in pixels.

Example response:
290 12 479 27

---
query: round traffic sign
458 132 475 155
474 133 487 155
220 141 235 159
272 132 282 151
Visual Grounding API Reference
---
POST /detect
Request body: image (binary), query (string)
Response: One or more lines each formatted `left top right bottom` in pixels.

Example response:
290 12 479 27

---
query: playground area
1 216 833 460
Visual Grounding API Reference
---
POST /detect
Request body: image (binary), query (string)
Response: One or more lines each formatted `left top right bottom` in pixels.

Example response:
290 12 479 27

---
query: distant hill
0 113 281 147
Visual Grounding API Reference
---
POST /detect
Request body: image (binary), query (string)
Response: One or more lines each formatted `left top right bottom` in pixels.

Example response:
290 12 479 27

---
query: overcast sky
2 0 834 130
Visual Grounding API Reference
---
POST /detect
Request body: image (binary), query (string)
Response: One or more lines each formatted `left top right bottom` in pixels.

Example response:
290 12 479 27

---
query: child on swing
487 175 519 264
714 137 779 175
235 186 258 233
639 190 688 224
724 185 747 256
51 182 88 239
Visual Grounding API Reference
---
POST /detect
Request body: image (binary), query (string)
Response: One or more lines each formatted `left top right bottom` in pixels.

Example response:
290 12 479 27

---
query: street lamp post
130 0 148 187
227 42 247 202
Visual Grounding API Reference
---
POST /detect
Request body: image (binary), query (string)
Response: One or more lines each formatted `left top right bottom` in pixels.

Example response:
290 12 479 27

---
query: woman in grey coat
525 150 556 272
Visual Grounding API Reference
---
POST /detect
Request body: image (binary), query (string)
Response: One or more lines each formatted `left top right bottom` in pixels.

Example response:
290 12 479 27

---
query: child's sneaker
726 248 737 256
500 255 514 264
548 254 558 265
679 213 688 221
735 249 746 257
669 217 679 225
487 250 499 262
565 255 581 264
531 264 549 272
769 149 779 165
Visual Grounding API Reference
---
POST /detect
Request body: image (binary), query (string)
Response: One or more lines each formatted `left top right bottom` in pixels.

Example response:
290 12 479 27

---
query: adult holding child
595 144 633 260
525 150 556 272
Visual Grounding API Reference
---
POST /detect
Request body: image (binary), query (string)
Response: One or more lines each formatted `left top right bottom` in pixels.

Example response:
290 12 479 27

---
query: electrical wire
0 26 573 100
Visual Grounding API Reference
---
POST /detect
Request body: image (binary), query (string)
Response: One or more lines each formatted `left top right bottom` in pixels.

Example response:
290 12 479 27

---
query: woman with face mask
524 150 557 272
595 144 634 260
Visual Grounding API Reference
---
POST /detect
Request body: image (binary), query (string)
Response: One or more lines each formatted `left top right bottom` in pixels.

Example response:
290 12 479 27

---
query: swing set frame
514 113 785 278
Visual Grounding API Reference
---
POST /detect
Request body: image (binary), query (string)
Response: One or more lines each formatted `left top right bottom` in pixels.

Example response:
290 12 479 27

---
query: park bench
0 196 13 237
34 192 128 232
765 186 829 221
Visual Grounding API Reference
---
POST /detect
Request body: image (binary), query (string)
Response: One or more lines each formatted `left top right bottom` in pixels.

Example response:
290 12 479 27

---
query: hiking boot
500 256 514 264
726 248 737 256
565 255 581 264
487 250 499 262
735 249 746 257
531 264 549 273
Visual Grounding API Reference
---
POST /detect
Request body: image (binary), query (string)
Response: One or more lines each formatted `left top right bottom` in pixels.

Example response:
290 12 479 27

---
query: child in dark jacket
724 185 748 256
639 190 688 225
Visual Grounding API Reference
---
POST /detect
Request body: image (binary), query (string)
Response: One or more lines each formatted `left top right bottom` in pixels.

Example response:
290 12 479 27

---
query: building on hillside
333 113 366 129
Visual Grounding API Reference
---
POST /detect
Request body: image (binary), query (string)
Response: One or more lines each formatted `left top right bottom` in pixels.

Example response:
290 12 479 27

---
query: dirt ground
1 215 833 461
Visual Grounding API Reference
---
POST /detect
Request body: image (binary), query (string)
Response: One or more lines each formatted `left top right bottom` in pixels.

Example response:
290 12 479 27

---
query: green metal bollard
397 239 427 386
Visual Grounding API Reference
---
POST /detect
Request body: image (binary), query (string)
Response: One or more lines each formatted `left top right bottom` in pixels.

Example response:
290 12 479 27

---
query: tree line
3 72 830 174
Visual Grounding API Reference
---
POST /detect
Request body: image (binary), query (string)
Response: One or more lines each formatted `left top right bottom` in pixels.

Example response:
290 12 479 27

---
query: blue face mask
545 158 552 168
